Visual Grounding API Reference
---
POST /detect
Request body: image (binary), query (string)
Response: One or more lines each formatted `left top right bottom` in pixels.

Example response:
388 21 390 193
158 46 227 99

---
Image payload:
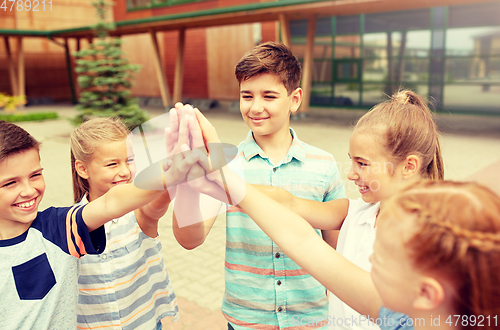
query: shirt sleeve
34 206 106 257
323 160 346 202
378 307 414 330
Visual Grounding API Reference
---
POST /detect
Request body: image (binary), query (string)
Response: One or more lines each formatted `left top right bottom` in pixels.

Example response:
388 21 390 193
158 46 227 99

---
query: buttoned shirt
77 197 178 330
223 129 345 329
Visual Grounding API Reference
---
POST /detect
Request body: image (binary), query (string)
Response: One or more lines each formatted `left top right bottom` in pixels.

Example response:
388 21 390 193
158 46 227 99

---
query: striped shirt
77 197 178 330
223 129 346 330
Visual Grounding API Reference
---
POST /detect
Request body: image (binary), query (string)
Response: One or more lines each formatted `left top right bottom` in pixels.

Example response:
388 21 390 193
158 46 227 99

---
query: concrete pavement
13 104 500 329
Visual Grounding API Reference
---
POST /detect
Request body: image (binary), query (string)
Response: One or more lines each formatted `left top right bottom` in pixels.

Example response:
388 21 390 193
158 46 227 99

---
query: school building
1 0 499 113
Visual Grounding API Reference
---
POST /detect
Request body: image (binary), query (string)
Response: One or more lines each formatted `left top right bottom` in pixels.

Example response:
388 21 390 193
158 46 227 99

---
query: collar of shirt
356 200 380 228
240 128 306 165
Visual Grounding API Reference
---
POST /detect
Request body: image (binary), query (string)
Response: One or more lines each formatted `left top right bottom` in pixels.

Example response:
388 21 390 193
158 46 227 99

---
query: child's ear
402 155 420 179
75 160 90 180
413 277 445 310
290 87 303 114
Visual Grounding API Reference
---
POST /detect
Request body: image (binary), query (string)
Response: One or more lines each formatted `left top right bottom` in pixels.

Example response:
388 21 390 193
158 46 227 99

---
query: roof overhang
0 0 496 39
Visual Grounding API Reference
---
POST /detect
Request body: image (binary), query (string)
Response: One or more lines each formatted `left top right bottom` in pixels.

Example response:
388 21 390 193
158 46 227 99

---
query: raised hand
135 109 200 190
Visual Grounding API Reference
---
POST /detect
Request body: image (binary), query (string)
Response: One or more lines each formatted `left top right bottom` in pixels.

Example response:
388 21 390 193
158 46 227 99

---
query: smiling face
0 149 45 239
77 140 136 202
239 73 301 142
347 131 405 204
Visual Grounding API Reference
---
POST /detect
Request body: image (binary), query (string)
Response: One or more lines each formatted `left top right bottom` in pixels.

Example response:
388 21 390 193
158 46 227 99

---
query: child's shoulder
347 198 380 217
36 205 83 223
299 140 335 159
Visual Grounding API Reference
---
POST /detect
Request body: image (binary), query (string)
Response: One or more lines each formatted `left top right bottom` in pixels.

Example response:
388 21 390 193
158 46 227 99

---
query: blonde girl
187 90 444 330
71 118 177 330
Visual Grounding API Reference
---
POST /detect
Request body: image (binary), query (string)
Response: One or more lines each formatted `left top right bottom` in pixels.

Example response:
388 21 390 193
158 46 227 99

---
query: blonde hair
386 181 500 328
355 90 444 180
70 117 129 203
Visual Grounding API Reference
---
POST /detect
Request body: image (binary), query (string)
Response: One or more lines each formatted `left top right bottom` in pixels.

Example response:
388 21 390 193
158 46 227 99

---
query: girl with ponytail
190 93 500 329
190 89 445 330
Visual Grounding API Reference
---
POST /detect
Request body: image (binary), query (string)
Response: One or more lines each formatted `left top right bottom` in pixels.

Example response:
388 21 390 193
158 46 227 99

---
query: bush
0 93 26 112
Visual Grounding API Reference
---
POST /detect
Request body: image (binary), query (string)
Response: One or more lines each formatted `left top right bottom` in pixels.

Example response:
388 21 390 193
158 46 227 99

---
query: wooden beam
64 38 77 104
149 30 170 108
17 37 25 98
300 16 316 114
75 38 81 100
3 37 18 96
173 28 185 104
279 14 291 47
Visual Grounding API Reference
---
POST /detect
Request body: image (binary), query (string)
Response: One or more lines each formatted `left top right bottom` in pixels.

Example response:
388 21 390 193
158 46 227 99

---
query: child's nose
347 165 358 181
118 163 131 177
250 98 264 113
20 181 36 197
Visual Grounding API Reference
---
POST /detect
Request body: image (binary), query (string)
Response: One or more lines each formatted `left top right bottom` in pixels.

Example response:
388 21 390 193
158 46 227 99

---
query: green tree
73 0 148 129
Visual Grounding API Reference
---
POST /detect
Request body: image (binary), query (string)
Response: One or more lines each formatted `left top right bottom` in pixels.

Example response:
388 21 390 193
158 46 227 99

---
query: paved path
14 104 500 329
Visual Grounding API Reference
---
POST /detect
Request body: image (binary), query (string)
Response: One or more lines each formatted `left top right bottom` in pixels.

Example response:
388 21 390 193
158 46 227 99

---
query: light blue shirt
222 129 346 329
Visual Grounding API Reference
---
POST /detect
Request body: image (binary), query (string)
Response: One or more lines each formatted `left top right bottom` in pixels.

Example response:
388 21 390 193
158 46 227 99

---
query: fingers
164 127 175 156
195 108 220 144
178 145 200 173
163 145 199 187
169 107 179 148
176 113 190 151
196 147 212 173
189 111 206 150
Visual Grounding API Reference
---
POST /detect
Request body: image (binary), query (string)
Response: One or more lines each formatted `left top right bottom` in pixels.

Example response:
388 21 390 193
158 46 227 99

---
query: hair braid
385 180 500 329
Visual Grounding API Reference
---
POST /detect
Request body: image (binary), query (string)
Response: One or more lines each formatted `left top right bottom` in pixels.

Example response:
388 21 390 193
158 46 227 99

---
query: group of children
0 41 498 330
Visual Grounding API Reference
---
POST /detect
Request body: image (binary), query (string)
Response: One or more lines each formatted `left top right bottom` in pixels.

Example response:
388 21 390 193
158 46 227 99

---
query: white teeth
17 199 35 208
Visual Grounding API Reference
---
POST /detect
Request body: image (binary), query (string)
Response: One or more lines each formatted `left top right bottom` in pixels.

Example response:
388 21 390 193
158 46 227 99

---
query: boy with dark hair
0 119 198 329
175 41 346 329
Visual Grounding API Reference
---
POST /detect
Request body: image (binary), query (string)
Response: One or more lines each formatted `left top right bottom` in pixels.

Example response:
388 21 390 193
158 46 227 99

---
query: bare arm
193 108 382 319
83 184 163 232
172 183 219 250
226 169 382 318
168 104 222 249
322 229 340 249
253 184 348 230
135 190 172 238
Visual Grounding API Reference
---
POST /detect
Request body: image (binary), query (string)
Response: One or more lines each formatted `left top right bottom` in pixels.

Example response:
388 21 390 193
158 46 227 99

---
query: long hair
70 117 129 203
386 180 500 329
355 90 444 180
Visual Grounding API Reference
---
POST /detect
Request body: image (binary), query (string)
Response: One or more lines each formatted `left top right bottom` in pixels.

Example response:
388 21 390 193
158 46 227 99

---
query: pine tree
73 0 148 129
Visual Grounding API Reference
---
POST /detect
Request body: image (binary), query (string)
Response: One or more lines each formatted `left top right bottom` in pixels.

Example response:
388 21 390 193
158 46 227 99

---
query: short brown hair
0 120 40 162
384 180 500 328
355 90 444 180
235 41 301 95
